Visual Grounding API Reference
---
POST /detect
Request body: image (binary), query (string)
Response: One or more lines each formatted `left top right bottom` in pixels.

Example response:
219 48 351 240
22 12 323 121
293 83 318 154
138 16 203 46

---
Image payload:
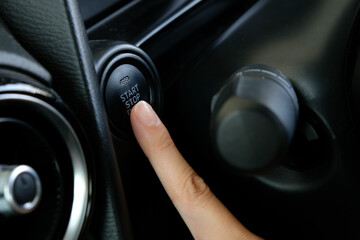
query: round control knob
210 65 299 174
0 165 42 215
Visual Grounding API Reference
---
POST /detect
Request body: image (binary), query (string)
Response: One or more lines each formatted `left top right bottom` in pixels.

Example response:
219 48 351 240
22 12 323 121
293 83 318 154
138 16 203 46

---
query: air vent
0 83 90 239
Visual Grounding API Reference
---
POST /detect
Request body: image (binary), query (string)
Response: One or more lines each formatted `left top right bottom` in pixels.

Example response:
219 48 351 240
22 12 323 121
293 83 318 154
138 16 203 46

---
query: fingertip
130 100 177 161
131 100 159 127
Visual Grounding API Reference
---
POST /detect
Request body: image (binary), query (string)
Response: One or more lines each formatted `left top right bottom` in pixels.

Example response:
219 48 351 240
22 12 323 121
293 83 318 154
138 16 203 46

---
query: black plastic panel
158 0 360 239
88 0 204 44
84 0 360 239
78 0 128 24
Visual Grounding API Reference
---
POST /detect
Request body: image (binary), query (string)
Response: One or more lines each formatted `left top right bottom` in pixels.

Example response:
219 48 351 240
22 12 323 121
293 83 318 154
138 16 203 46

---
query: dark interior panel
85 0 360 239
1 0 360 239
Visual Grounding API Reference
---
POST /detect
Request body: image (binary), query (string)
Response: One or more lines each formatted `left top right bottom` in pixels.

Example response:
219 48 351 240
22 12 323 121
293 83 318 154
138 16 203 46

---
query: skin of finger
130 102 262 240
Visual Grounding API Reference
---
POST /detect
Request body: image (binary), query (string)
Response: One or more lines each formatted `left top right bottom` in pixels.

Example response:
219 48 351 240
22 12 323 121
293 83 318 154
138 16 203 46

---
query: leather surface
0 18 51 85
0 0 132 239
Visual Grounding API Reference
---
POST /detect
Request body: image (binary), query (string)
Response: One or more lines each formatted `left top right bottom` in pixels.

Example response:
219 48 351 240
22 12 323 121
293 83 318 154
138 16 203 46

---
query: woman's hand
130 101 262 240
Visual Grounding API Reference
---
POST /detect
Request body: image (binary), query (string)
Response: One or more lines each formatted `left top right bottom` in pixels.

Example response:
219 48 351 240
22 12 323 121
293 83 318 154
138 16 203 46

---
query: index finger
130 101 261 240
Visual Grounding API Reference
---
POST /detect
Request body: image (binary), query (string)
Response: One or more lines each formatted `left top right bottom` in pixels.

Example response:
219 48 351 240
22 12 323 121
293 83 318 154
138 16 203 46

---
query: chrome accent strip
136 0 203 46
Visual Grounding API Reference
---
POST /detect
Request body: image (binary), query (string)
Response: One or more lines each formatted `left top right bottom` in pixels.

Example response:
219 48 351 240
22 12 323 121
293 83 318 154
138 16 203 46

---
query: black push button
105 64 150 131
92 41 163 137
13 172 37 205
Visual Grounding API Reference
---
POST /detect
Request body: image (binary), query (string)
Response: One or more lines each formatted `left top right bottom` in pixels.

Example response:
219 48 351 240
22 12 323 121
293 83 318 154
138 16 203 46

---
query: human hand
130 101 262 240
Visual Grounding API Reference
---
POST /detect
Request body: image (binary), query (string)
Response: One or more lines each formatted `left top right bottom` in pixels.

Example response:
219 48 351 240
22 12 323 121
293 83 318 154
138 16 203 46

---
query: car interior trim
0 93 89 240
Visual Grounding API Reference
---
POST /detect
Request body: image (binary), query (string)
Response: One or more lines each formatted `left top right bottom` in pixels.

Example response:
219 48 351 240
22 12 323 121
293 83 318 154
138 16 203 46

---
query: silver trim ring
0 93 89 240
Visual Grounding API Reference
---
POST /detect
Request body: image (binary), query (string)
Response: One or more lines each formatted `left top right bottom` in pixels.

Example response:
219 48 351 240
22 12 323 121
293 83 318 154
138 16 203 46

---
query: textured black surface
0 0 132 239
0 18 51 86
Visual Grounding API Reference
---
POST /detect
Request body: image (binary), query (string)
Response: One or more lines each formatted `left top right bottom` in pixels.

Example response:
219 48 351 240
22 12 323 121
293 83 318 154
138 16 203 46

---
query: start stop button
92 41 162 137
105 64 150 131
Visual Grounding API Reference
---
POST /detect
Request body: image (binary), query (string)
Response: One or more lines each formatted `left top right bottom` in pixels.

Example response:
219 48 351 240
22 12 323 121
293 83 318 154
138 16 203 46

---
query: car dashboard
0 0 360 239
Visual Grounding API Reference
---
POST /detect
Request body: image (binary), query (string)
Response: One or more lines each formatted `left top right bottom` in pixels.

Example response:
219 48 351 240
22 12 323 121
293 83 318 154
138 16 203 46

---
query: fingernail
133 101 159 126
